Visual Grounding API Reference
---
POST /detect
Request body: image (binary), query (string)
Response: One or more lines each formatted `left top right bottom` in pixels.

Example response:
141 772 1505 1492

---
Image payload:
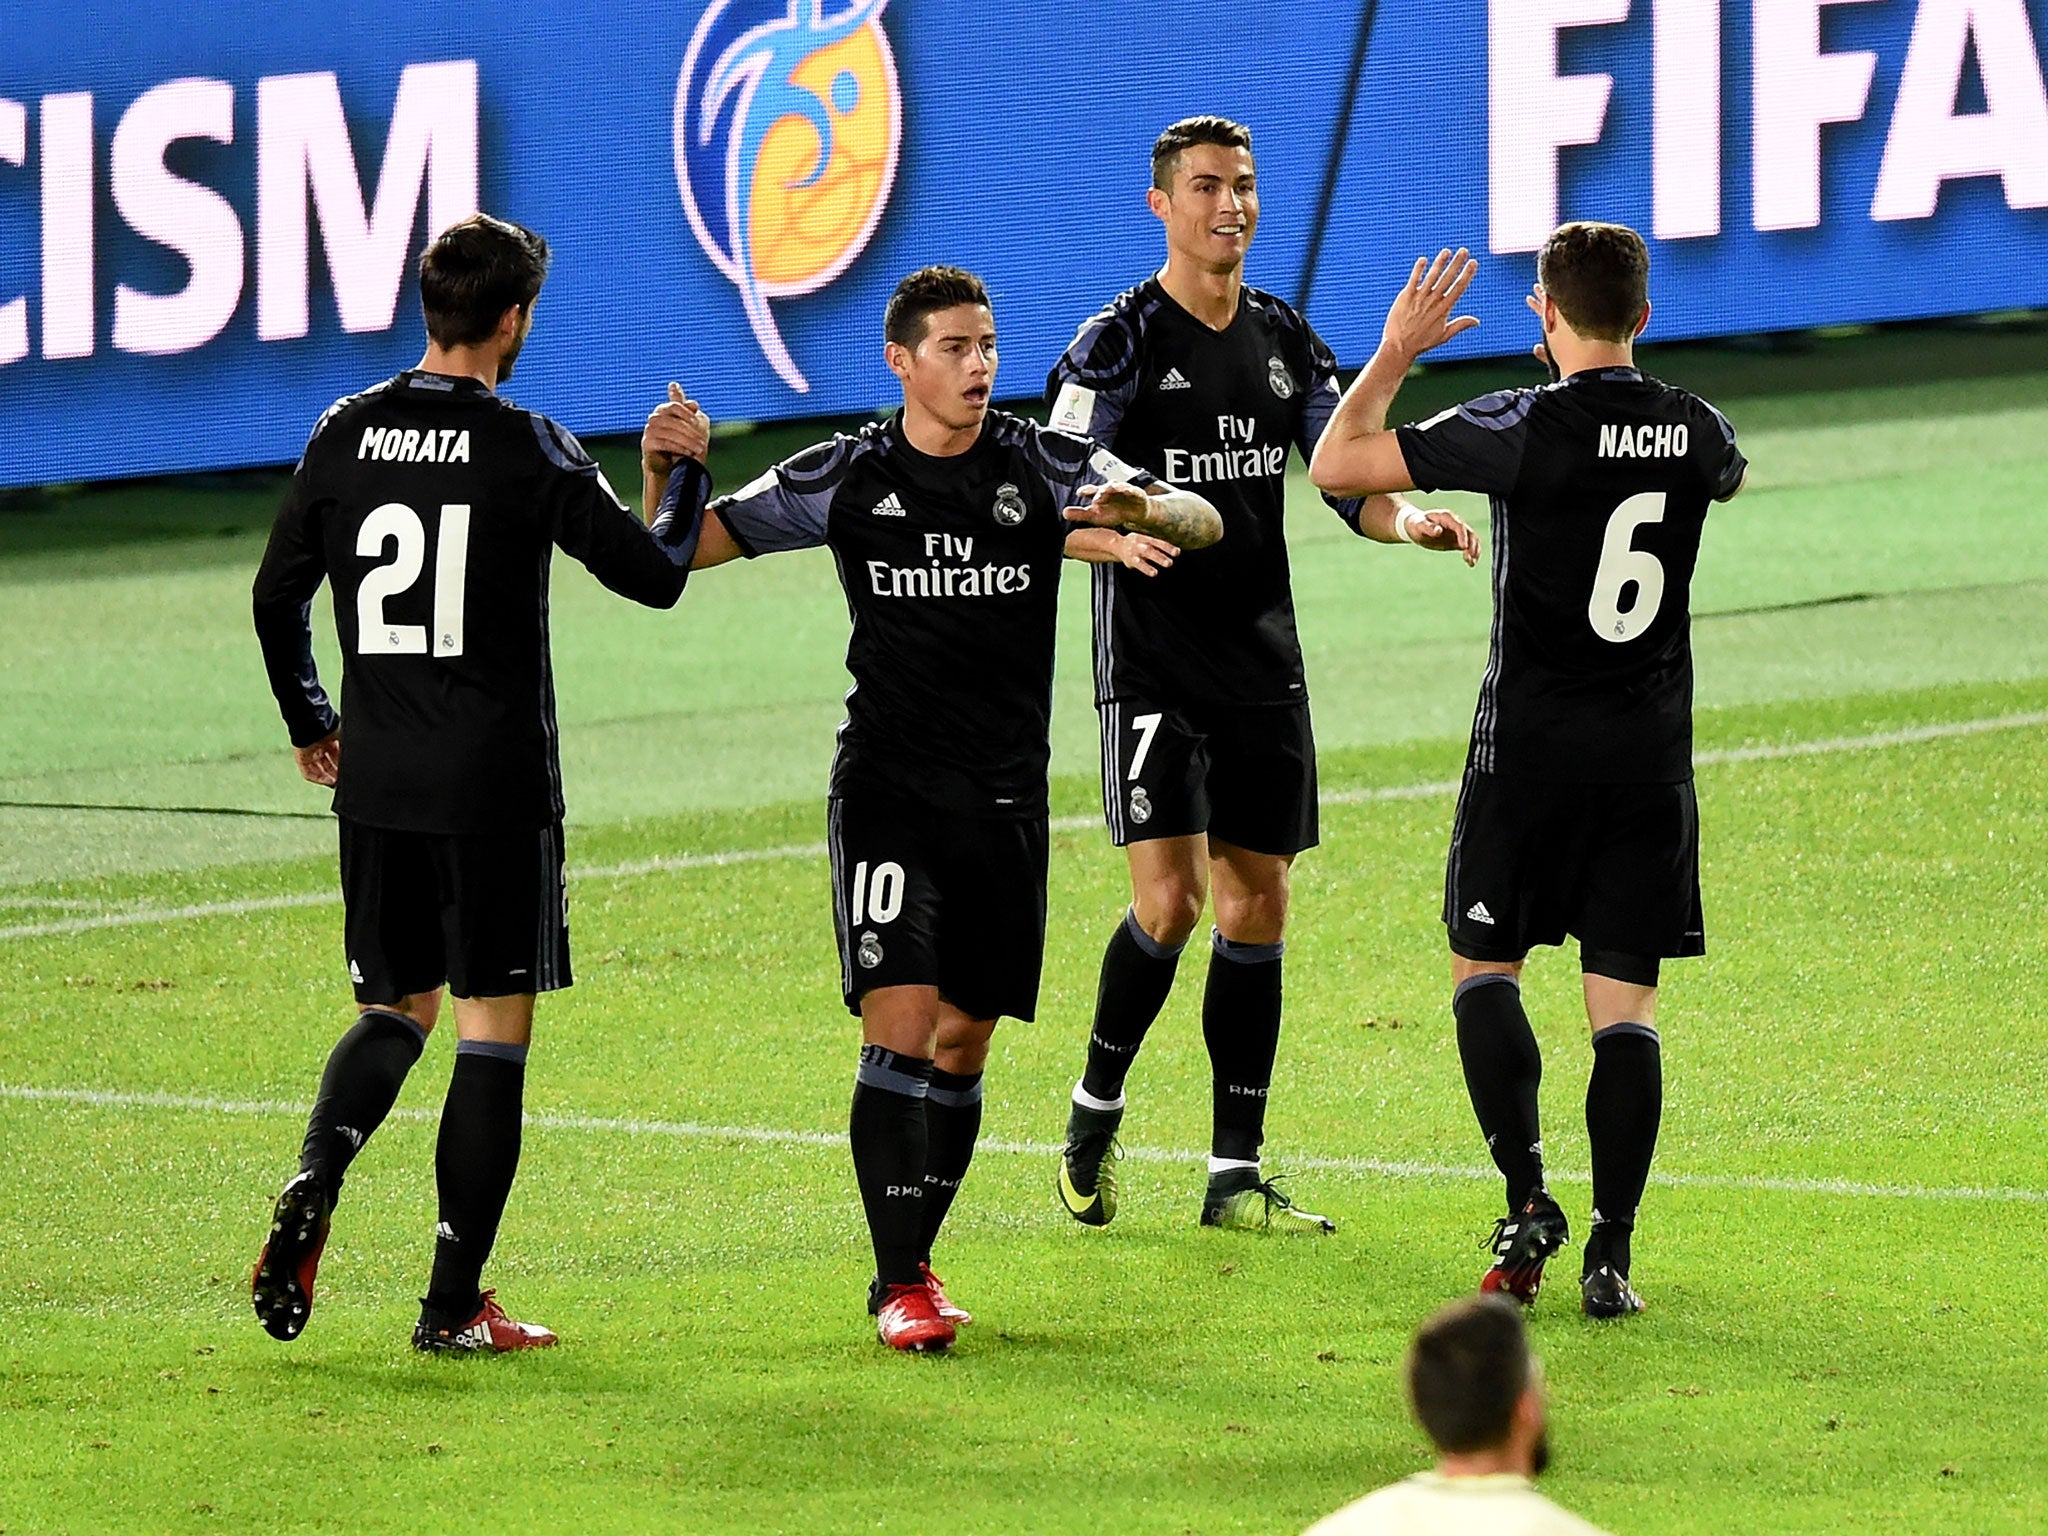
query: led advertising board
2 2 2044 487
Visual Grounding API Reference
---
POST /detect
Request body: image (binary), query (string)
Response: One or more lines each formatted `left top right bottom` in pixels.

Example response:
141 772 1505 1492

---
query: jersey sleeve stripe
529 413 598 475
1457 391 1538 432
1048 303 1139 392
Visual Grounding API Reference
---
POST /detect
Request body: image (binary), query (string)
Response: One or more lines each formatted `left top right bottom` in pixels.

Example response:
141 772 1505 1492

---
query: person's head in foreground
1409 1293 1550 1475
1303 1296 1611 1535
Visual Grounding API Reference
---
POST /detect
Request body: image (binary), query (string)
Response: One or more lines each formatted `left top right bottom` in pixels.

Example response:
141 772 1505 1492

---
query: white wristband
1394 506 1426 544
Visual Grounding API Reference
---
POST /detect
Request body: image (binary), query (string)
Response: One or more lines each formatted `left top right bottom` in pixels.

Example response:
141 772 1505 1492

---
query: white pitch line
4 710 2043 945
2 1082 2042 1207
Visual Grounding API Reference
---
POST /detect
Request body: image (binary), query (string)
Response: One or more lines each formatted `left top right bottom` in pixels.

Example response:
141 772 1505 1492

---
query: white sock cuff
1207 1155 1259 1176
1071 1082 1125 1113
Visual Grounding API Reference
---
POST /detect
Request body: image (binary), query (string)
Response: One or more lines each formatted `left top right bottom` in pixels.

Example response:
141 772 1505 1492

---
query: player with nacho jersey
1310 225 1748 1321
640 265 1221 1353
1046 116 1479 1236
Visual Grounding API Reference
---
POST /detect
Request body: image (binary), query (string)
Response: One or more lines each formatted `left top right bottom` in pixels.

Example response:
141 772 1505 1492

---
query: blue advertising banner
2 1 2044 487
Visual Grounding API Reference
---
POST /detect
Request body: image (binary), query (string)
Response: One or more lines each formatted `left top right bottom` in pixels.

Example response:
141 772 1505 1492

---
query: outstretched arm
1308 248 1480 498
1062 481 1222 550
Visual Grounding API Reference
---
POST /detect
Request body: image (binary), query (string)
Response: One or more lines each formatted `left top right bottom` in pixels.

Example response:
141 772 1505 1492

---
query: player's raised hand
1409 507 1482 566
1062 481 1151 528
641 381 711 475
1383 248 1480 363
294 729 340 787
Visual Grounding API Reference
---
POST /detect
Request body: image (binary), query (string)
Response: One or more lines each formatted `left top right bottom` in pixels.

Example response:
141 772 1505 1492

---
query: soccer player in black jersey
1310 225 1748 1318
640 266 1221 1351
249 214 709 1352
1045 117 1478 1232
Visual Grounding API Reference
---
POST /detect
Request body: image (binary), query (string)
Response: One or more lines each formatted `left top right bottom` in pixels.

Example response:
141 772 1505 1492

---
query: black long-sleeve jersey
252 370 704 833
1046 278 1363 708
1395 366 1747 783
710 409 1153 818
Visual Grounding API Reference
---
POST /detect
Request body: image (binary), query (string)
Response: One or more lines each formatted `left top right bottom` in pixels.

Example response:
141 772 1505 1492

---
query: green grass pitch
2 328 2045 1533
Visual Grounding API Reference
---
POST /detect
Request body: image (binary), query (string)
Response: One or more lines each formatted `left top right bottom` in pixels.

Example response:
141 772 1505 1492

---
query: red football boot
252 1170 332 1341
1479 1193 1571 1305
874 1282 955 1352
920 1262 973 1327
412 1289 559 1353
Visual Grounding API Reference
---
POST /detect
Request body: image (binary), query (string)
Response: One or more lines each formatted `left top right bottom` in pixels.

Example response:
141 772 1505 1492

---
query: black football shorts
826 793 1049 1022
1098 698 1319 856
1442 771 1704 970
338 818 571 1001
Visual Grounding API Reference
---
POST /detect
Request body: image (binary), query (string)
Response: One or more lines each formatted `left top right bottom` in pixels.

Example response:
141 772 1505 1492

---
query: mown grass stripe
3 1082 2041 1207
3 710 2042 944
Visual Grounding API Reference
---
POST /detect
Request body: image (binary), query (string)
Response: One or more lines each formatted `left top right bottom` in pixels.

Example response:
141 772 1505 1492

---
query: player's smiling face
888 303 998 434
1154 144 1258 271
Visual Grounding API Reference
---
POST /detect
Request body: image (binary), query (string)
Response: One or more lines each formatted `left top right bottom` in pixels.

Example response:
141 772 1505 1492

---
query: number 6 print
1587 492 1667 643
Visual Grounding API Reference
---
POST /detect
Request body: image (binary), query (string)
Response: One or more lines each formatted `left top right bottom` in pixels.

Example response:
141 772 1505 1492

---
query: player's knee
934 1032 993 1077
1132 883 1204 948
1214 887 1287 947
364 992 441 1035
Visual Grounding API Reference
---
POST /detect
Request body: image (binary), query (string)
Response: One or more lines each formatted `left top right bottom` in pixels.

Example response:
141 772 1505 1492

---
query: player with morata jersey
640 265 1222 1352
250 214 709 1354
1309 226 1747 1319
1046 116 1478 1233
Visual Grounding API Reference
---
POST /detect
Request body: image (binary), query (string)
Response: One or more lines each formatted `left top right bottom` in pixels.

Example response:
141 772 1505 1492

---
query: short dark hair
884 265 991 349
1538 221 1650 344
1152 116 1253 191
418 214 551 349
1406 1297 1535 1455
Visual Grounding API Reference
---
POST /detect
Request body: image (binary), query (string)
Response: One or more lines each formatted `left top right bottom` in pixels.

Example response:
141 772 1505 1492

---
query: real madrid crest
857 930 884 969
1267 355 1295 400
992 482 1027 527
1128 785 1153 825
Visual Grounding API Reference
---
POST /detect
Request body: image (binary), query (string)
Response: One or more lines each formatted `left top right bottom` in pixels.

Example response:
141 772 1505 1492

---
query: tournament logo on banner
674 0 902 393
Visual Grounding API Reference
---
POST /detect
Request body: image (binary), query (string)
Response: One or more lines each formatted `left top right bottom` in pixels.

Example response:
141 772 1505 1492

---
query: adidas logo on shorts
1158 367 1192 390
1465 901 1496 925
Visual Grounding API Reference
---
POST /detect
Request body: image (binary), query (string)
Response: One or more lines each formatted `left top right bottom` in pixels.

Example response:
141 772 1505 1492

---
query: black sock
919 1068 983 1262
1203 931 1284 1165
1585 1023 1663 1278
425 1041 526 1319
849 1045 931 1288
1080 909 1185 1102
298 1008 427 1193
1453 975 1547 1211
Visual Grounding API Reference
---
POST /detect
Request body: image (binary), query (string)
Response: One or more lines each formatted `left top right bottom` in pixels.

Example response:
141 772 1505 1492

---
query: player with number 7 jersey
1310 223 1746 1319
249 215 707 1357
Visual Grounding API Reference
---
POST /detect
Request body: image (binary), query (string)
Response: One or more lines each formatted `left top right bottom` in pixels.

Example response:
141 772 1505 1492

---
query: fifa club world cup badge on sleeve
992 483 1026 526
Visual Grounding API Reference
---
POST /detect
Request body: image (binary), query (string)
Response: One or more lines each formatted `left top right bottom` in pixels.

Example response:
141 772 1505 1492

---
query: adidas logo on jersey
1465 901 1496 925
1158 367 1192 390
870 493 906 517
